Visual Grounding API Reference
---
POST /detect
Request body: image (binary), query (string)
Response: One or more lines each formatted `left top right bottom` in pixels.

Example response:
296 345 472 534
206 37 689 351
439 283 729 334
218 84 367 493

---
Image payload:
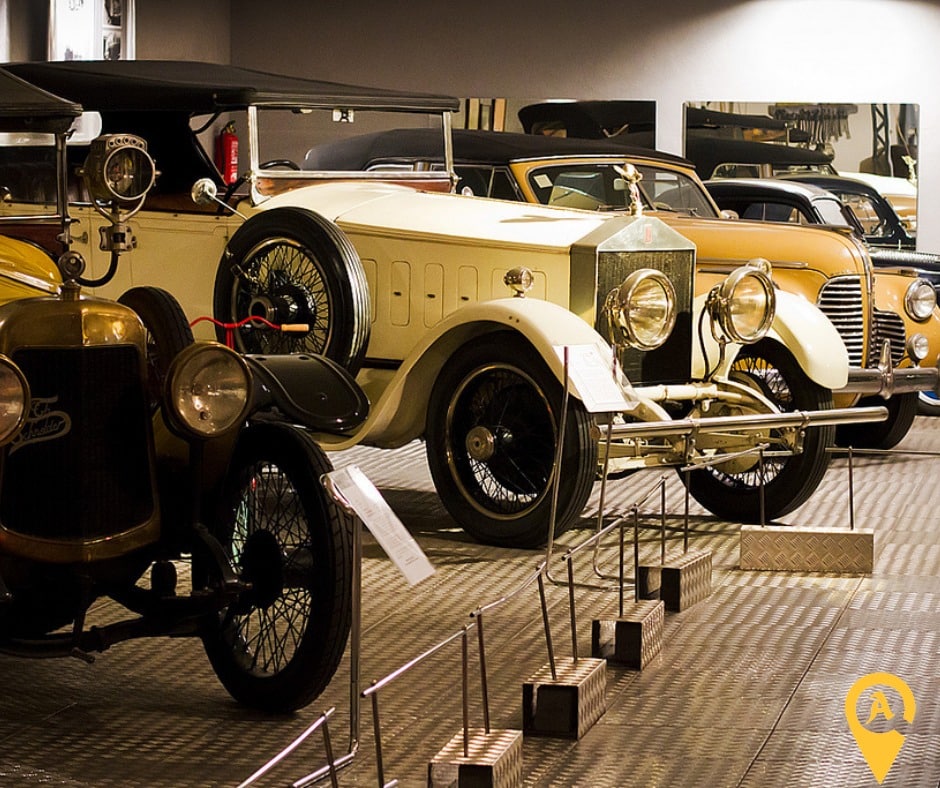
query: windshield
814 196 855 228
525 162 717 216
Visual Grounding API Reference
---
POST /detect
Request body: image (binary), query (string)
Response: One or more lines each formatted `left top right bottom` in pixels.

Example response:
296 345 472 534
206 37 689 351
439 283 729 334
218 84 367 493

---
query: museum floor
2 415 939 788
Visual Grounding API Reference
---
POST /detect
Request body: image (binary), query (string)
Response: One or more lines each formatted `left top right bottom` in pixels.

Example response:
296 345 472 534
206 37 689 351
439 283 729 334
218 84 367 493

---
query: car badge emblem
8 396 72 455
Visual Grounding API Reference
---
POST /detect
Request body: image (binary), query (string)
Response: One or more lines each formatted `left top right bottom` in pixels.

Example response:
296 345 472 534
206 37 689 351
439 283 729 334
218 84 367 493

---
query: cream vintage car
1 60 879 547
311 127 940 452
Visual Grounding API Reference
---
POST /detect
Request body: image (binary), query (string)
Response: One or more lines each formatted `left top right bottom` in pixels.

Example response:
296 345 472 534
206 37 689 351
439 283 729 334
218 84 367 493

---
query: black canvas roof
685 136 833 178
0 66 81 133
304 127 693 171
4 60 459 115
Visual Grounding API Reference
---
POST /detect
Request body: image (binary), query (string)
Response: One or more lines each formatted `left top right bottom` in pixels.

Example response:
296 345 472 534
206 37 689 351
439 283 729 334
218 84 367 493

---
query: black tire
202 422 353 712
918 390 940 417
685 339 834 522
837 392 918 449
118 286 194 411
214 206 370 373
426 333 597 548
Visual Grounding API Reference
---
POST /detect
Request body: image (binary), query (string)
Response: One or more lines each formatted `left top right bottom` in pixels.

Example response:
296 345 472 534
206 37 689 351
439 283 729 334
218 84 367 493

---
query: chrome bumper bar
836 341 940 398
597 405 887 441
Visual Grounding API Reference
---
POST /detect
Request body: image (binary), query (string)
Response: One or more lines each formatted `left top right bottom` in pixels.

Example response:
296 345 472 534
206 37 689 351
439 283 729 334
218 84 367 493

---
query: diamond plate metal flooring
3 417 940 787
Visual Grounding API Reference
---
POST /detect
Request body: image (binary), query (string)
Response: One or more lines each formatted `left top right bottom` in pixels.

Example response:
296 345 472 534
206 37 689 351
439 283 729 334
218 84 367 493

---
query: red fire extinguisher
215 121 239 185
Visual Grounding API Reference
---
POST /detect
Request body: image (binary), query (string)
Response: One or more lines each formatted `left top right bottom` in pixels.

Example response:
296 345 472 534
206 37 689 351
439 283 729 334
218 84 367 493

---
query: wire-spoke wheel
684 339 834 522
202 422 352 712
426 333 596 548
214 207 370 373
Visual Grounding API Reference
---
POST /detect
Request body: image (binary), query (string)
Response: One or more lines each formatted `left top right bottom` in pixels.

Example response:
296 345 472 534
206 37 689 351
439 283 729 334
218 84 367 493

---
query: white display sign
324 464 435 586
554 344 636 414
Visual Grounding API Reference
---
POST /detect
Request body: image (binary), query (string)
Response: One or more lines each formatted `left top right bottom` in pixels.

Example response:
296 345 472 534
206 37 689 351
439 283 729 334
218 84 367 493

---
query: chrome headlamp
504 267 535 297
904 278 936 322
81 134 156 203
605 268 677 350
0 355 29 446
707 263 776 344
164 343 251 439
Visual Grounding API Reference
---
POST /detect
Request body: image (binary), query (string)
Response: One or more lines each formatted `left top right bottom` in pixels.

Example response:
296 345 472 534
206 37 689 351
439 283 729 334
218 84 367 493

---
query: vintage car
0 67 364 711
779 173 922 252
837 170 918 237
1 60 882 549
706 175 940 418
303 126 940 449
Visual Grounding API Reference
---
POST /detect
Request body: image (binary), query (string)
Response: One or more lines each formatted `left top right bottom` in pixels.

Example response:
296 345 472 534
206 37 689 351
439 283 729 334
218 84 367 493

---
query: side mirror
191 177 218 206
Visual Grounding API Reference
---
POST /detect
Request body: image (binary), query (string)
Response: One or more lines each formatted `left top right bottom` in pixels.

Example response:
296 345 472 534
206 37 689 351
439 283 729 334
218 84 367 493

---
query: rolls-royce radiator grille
871 308 906 366
595 249 694 385
817 276 865 367
0 345 155 540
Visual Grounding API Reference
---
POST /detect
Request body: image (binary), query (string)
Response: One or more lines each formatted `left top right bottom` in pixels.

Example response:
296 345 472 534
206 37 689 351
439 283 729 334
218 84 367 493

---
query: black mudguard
244 353 369 434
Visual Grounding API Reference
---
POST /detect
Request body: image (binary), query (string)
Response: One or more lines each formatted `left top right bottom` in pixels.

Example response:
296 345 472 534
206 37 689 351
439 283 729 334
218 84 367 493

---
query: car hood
258 181 616 252
664 215 866 278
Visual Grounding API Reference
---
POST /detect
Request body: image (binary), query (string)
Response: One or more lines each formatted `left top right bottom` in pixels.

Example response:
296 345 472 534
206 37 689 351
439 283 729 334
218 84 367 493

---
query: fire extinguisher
215 121 239 185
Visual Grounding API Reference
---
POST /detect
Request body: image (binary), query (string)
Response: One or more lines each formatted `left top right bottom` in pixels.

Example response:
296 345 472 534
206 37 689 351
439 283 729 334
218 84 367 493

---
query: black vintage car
0 67 366 712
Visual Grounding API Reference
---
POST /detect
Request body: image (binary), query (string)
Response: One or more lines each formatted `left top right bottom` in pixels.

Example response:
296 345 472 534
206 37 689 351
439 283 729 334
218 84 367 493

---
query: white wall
228 0 940 249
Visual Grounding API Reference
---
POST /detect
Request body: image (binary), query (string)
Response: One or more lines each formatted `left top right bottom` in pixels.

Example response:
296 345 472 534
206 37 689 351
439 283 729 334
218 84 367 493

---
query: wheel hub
239 530 284 609
248 282 314 329
466 426 497 461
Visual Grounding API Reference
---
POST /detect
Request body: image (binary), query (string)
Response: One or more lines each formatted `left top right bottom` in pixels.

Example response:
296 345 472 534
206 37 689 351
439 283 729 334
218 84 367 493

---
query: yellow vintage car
310 127 939 453
0 60 881 545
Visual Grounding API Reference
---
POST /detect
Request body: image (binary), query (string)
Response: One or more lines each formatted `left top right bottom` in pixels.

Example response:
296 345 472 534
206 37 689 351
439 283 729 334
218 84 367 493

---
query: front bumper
598 405 888 441
836 341 940 398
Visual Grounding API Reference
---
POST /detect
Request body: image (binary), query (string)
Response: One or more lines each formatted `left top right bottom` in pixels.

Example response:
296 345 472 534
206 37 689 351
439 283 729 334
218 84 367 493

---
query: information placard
554 344 636 414
324 464 435 586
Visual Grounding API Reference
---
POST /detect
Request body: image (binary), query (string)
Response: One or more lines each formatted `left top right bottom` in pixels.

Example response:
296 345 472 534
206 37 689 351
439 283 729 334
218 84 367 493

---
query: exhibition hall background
6 0 938 247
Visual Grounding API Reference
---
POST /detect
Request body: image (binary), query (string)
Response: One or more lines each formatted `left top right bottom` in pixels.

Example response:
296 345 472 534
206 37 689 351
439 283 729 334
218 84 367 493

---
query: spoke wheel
684 339 834 522
202 423 352 712
426 333 596 548
214 207 370 373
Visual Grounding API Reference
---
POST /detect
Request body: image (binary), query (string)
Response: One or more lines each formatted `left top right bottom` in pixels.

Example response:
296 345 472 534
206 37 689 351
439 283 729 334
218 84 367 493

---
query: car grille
595 248 695 384
816 276 865 368
0 345 155 540
871 308 906 366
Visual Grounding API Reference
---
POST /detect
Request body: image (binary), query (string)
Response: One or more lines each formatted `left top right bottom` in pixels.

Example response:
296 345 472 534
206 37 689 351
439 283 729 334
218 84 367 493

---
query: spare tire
213 207 370 373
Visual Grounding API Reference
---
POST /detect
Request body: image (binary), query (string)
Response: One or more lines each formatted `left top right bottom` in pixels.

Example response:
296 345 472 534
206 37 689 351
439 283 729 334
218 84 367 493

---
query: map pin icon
845 672 916 784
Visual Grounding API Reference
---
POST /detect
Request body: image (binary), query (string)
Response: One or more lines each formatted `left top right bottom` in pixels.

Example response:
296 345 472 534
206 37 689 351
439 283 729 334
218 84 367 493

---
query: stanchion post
370 686 385 788
848 445 855 531
537 570 557 681
476 610 491 734
566 557 578 663
462 625 469 757
633 506 640 604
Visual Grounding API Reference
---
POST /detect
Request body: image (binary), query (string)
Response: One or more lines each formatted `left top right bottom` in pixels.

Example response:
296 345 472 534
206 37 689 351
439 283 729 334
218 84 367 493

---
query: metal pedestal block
522 658 606 739
638 549 713 611
740 525 874 573
591 599 664 669
428 728 523 788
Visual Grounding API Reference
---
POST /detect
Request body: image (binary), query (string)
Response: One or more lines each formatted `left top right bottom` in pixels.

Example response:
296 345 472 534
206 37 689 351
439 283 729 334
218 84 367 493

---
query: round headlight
907 332 929 362
0 355 29 446
606 268 677 350
165 343 251 439
504 267 535 297
709 265 776 344
82 134 156 203
904 278 936 322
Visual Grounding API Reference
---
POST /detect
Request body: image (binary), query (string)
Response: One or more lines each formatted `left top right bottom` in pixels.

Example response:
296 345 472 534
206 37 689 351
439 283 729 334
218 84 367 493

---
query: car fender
322 297 619 450
761 288 849 389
